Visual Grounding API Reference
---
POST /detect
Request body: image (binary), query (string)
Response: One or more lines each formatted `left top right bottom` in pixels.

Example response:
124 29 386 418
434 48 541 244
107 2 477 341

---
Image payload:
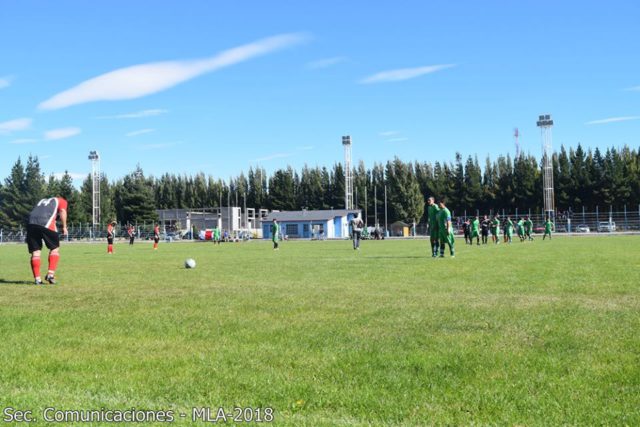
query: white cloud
386 137 409 143
0 76 11 89
306 56 346 69
379 130 400 137
297 145 314 151
53 172 86 180
98 109 168 119
39 33 308 110
624 86 640 91
44 127 82 140
585 116 640 125
0 117 32 134
139 142 182 150
126 128 156 137
9 138 38 144
251 152 293 162
359 64 456 84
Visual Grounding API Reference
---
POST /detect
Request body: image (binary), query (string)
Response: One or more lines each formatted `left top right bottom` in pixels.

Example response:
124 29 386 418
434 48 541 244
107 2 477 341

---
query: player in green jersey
491 215 500 244
517 218 525 242
524 216 534 240
471 216 480 245
271 219 280 250
543 217 554 240
437 198 455 258
505 217 514 243
426 197 440 258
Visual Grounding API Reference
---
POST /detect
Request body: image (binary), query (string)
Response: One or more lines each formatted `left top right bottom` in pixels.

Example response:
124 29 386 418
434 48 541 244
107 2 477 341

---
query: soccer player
491 215 500 244
426 197 440 257
471 216 480 245
462 219 471 245
543 217 554 240
350 213 364 250
271 219 280 250
517 218 525 242
107 220 116 254
128 224 135 245
26 196 68 285
524 216 534 240
480 215 490 244
437 198 455 258
153 223 160 250
213 226 221 245
505 216 514 243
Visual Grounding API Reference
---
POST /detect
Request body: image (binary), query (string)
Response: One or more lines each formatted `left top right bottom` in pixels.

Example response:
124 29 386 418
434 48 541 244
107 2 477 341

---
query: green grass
0 236 639 426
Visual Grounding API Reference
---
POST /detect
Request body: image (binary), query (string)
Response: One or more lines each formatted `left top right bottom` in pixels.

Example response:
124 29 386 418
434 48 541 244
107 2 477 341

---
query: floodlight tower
514 128 520 158
536 115 555 222
88 151 100 226
342 135 353 210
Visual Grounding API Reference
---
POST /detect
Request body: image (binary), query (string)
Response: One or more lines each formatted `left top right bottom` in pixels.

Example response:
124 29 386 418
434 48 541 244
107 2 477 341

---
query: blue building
262 209 361 239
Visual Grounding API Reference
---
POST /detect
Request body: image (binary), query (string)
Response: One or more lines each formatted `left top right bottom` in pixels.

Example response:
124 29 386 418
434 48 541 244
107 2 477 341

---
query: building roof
390 220 410 227
265 209 361 222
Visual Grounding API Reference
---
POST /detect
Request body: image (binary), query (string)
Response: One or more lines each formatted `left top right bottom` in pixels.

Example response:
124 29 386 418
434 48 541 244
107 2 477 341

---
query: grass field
0 236 639 426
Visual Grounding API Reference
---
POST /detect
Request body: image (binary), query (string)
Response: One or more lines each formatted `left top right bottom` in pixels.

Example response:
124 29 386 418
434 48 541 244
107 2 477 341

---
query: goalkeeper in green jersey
543 217 554 240
426 197 440 258
437 198 455 258
524 216 534 240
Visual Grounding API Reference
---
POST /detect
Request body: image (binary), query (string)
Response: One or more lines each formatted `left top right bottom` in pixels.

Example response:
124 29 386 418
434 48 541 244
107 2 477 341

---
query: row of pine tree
1 144 639 229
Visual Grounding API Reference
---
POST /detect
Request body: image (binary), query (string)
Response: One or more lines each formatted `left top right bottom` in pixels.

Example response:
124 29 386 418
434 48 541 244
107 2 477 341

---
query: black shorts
107 236 114 244
481 229 489 236
26 224 60 253
154 235 159 243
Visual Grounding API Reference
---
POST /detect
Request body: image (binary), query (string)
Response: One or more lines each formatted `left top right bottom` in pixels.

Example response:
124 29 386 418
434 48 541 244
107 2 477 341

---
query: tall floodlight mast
514 128 520 158
536 115 555 222
342 135 353 210
88 151 100 226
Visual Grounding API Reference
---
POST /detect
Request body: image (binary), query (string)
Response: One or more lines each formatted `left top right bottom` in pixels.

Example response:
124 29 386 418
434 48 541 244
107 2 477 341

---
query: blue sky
1 0 639 185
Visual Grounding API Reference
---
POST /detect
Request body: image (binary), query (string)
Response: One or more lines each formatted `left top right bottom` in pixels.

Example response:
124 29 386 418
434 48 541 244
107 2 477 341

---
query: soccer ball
184 258 196 269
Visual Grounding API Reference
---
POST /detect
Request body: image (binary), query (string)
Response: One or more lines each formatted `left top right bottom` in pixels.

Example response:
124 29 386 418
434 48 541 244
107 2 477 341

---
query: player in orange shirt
153 224 160 250
107 220 116 254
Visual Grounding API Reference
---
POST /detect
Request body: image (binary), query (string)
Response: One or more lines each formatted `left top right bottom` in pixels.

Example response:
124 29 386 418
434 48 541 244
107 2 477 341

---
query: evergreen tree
115 166 158 223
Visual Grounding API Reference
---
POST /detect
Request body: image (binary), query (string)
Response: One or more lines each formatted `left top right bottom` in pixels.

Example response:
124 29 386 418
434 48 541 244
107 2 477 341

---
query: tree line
1 144 639 229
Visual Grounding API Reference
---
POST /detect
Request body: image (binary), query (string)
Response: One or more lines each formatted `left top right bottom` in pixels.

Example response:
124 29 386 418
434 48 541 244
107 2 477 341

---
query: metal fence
0 222 179 244
1 206 639 243
451 206 640 233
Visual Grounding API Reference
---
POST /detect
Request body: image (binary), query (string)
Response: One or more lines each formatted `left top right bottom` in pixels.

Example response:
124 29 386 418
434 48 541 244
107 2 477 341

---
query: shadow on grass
0 278 34 286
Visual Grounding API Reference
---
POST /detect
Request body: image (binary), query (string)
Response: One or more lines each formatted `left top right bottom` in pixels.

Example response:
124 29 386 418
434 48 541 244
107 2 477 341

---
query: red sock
48 252 60 276
153 242 158 249
31 256 41 279
108 244 113 253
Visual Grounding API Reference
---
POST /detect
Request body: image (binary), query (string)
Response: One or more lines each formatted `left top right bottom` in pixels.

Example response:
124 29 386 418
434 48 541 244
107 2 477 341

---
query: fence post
624 204 628 231
609 205 613 224
596 205 599 225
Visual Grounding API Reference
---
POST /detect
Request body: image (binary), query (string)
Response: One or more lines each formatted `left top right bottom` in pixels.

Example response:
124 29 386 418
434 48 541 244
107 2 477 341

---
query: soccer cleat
34 278 43 285
45 274 56 285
